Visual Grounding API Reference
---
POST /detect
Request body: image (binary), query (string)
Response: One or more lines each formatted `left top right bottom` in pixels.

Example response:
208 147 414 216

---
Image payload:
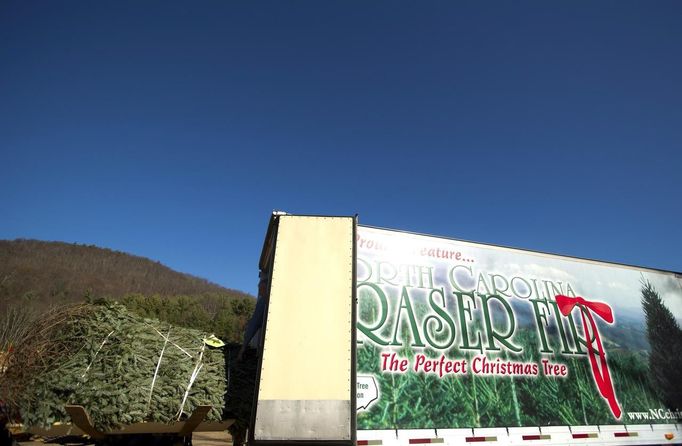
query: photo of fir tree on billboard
355 226 682 429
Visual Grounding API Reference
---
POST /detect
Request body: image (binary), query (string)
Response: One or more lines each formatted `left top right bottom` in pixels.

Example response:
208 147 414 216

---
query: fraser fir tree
641 281 682 410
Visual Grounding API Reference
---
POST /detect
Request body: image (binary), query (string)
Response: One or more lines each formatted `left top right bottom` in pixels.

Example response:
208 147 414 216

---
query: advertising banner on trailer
355 226 682 429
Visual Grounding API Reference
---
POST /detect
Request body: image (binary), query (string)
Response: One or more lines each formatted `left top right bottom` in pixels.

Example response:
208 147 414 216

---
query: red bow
555 295 622 419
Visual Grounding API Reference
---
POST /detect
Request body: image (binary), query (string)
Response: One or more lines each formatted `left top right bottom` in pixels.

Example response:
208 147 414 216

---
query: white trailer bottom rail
357 424 681 446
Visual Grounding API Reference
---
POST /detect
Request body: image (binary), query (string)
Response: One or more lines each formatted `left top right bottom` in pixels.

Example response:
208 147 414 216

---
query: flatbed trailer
14 406 232 446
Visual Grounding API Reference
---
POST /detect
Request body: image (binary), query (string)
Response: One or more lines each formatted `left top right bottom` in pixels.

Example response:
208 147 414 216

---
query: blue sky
1 1 681 295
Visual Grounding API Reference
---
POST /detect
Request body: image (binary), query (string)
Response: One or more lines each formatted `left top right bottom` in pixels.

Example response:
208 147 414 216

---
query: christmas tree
641 280 682 410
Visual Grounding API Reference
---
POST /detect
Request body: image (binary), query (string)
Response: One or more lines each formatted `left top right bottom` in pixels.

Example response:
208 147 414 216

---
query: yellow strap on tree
202 334 225 348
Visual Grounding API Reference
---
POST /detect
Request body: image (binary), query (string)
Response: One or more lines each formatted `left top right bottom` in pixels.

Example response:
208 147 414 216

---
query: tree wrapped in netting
0 302 226 431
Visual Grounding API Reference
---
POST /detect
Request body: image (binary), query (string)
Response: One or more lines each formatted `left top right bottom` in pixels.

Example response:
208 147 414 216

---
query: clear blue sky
2 1 681 295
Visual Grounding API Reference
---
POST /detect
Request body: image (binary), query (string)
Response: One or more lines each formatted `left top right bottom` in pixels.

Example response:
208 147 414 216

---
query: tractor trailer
250 213 681 446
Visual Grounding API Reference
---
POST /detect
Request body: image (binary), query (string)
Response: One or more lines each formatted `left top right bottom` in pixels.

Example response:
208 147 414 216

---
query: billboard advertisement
355 226 682 429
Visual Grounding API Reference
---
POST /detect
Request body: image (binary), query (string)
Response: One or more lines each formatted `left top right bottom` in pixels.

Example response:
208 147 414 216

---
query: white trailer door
253 215 356 445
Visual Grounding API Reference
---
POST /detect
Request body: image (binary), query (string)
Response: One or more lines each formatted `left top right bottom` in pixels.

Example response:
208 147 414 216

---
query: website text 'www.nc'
627 409 681 421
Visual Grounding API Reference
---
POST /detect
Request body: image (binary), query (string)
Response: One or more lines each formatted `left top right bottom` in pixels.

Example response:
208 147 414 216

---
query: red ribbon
555 294 622 419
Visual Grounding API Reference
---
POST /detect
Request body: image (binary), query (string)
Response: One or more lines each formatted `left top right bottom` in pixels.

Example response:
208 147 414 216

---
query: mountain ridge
0 238 252 310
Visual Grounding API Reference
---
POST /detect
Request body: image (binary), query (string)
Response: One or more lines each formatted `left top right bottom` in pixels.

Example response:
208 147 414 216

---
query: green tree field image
642 281 682 410
355 227 682 429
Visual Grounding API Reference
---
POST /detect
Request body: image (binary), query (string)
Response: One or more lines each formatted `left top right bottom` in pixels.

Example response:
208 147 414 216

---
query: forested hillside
0 239 255 344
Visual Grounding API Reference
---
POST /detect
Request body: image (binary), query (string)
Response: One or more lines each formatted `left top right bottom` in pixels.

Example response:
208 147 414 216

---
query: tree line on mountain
116 293 254 342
